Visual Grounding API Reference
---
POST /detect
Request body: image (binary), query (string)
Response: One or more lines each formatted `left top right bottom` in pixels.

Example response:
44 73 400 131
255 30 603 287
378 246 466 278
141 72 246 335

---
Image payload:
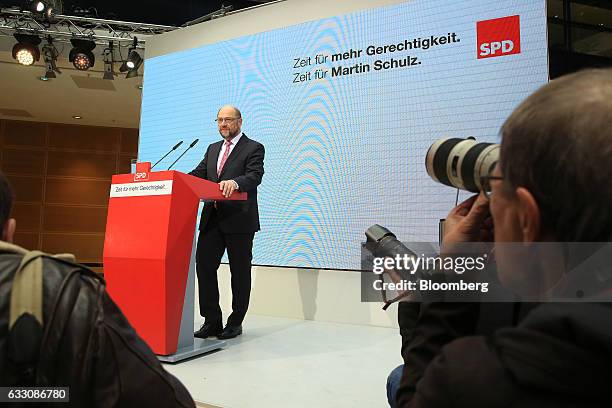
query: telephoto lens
425 138 499 193
364 225 440 306
365 224 416 260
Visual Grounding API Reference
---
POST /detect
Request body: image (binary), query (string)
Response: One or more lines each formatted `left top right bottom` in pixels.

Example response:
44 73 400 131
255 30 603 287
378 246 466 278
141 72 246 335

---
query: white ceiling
0 34 143 128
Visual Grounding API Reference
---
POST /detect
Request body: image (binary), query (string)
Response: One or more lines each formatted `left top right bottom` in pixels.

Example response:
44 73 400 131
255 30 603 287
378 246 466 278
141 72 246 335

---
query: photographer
396 68 612 407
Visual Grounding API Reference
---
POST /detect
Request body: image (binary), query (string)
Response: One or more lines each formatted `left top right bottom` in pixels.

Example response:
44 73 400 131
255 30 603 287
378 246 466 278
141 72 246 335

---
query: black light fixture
119 37 143 78
125 50 142 78
12 33 41 66
126 49 142 69
103 41 115 80
30 0 63 19
69 38 96 70
42 36 61 78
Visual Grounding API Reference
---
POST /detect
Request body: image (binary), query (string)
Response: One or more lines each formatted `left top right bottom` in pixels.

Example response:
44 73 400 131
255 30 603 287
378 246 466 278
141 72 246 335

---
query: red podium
103 162 246 362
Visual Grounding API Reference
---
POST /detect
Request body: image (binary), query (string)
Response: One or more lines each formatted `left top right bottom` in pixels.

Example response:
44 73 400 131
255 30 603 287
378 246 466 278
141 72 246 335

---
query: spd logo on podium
134 172 149 182
477 15 521 59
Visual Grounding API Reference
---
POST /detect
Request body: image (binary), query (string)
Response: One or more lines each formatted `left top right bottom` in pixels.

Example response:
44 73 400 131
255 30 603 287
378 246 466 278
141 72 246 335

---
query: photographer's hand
443 193 492 246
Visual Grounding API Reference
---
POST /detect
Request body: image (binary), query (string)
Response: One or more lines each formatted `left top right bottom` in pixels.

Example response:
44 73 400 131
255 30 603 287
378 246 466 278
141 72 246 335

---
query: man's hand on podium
219 180 239 198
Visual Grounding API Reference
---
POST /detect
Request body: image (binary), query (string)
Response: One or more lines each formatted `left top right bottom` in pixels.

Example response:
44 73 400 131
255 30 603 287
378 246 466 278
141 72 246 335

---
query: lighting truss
0 7 177 46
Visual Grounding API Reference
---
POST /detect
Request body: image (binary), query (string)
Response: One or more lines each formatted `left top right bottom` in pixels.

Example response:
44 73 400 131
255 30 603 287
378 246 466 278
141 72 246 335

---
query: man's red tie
217 140 232 177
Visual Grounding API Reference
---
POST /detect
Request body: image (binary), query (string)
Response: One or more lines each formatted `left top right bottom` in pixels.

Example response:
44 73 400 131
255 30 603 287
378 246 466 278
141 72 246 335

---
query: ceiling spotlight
33 1 45 12
12 33 41 66
119 37 143 78
69 38 96 70
16 49 35 66
103 41 116 80
126 50 142 70
31 0 63 19
73 54 92 70
42 36 61 79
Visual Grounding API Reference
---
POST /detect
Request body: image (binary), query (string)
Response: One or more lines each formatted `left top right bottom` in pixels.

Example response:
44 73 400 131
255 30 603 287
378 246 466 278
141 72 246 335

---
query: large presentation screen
139 0 548 270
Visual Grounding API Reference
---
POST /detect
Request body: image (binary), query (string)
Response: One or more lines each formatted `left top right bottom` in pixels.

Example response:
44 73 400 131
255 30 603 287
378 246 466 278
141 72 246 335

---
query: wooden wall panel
3 121 46 147
120 129 139 154
47 151 116 178
118 156 134 174
4 175 43 202
42 233 104 263
11 203 41 231
89 266 104 275
46 178 111 205
49 124 120 151
43 205 108 233
13 232 39 250
1 149 46 175
1 119 138 266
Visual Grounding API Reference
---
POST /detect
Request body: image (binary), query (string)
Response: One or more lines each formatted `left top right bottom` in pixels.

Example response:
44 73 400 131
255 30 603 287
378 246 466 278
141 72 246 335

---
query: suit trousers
196 209 254 327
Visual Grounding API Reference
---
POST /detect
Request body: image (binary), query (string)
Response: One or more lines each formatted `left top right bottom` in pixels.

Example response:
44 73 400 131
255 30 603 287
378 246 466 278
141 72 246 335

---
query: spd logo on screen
477 15 521 59
134 172 149 182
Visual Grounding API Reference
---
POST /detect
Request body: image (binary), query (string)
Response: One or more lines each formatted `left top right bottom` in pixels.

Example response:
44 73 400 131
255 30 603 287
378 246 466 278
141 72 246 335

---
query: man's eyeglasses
215 117 239 124
480 175 503 199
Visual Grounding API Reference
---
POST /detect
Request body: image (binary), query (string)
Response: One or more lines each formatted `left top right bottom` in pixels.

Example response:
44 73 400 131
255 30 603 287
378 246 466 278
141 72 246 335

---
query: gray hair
500 68 612 241
218 105 242 119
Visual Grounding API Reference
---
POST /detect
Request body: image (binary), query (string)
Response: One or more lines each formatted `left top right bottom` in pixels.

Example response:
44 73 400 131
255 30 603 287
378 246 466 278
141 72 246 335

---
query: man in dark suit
189 105 264 339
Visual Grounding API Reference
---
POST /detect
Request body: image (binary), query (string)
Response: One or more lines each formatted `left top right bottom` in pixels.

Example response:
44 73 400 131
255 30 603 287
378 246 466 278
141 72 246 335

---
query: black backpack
0 241 195 407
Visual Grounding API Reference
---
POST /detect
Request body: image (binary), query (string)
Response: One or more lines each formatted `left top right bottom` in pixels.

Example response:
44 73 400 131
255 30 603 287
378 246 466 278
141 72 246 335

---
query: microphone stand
151 141 183 169
168 139 199 170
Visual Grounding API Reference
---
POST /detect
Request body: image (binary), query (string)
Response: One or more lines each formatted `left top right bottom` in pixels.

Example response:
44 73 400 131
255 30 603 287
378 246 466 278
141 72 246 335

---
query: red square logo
134 172 149 182
477 15 521 59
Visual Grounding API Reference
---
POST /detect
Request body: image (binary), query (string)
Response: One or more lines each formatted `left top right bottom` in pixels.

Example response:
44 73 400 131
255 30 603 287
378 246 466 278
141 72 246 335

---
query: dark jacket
397 301 612 407
189 134 264 233
0 245 195 407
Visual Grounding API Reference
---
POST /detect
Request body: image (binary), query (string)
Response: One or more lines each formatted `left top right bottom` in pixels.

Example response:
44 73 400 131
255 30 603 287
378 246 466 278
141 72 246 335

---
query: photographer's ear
515 187 540 242
2 218 16 243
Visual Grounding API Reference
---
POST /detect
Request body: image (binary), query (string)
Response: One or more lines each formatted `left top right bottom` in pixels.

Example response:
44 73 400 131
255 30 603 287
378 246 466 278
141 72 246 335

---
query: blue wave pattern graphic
139 0 548 269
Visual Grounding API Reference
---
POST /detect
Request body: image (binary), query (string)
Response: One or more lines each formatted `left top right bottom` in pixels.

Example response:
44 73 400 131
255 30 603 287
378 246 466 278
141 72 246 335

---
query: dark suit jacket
396 301 612 407
189 134 264 233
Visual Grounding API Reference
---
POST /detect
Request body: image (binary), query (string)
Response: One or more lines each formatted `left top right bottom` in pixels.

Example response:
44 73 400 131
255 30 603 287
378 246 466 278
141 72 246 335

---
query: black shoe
218 325 242 339
194 322 223 338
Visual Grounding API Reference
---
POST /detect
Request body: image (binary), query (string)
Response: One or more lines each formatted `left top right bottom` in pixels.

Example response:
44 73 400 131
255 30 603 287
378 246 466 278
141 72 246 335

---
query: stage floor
163 314 401 408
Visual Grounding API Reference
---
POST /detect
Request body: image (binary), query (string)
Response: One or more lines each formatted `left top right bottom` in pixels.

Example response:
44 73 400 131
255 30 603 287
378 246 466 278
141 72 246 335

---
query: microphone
167 139 199 170
151 140 183 169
